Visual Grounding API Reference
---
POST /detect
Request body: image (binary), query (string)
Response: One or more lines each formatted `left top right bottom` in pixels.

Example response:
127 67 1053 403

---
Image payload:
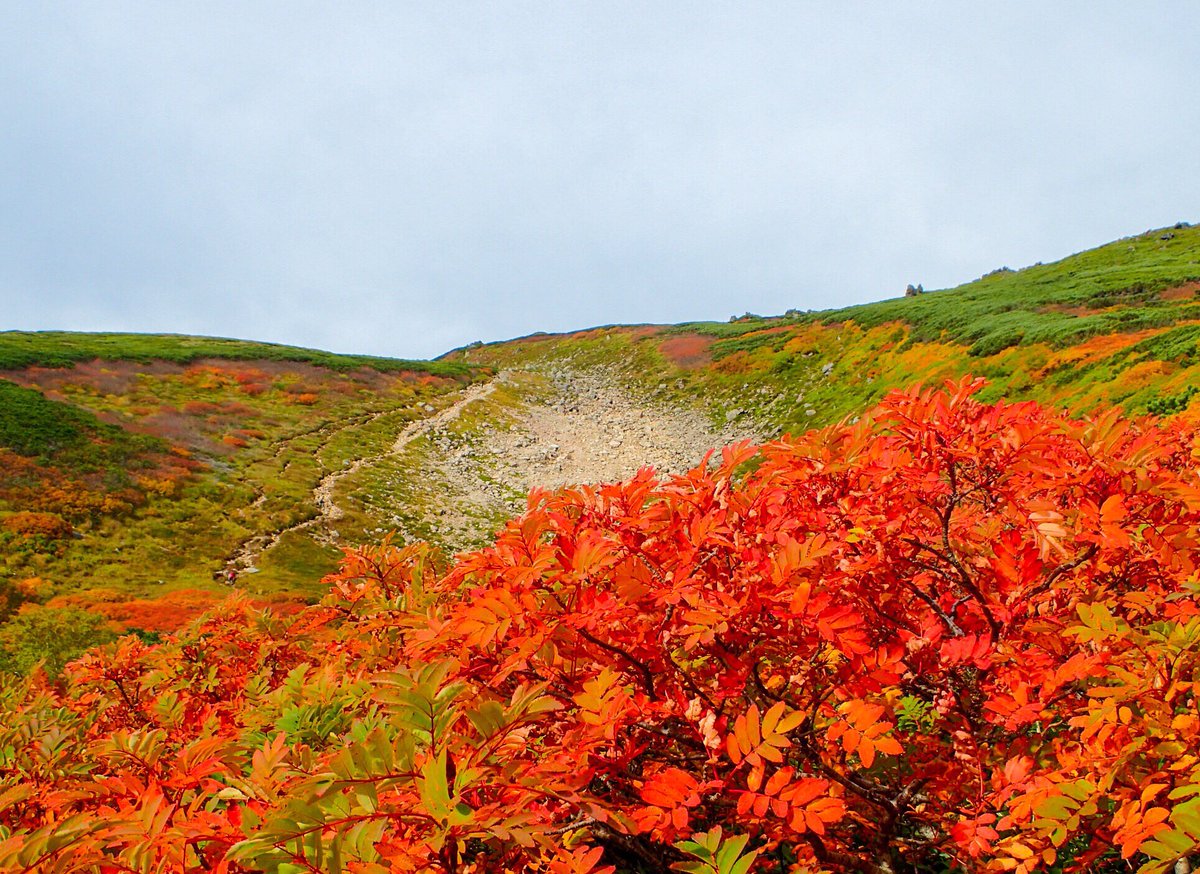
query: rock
905 283 924 297
423 403 435 413
821 362 834 376
725 409 743 422
805 408 816 417
1161 232 1176 241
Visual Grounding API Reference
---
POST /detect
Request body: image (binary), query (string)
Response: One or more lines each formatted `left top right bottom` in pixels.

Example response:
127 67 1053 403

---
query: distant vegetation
670 222 1200 357
0 379 164 466
460 223 1200 434
0 338 485 634
794 222 1200 355
0 330 475 376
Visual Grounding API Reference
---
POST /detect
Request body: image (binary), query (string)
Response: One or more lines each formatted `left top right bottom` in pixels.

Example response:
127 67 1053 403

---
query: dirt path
227 379 498 571
227 365 758 572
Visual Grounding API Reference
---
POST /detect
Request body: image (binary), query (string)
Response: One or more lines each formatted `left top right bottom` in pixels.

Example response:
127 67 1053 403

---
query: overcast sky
2 4 1197 359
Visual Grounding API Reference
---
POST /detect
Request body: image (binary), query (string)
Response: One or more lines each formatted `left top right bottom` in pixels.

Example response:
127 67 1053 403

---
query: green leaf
1033 794 1078 821
467 700 507 737
714 832 750 871
420 751 452 820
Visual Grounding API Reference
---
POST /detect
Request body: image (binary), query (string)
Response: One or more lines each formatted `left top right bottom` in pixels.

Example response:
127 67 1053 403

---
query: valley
1 223 1199 637
3 223 1200 873
233 364 758 574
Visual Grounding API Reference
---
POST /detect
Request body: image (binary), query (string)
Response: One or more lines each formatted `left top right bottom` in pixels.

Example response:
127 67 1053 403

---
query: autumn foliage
2 378 1200 873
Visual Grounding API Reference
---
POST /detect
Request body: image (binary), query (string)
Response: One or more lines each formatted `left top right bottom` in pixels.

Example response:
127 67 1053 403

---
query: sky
2 4 1198 360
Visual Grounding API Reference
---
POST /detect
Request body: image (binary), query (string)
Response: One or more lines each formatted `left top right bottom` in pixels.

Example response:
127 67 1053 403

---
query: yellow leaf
1009 842 1034 860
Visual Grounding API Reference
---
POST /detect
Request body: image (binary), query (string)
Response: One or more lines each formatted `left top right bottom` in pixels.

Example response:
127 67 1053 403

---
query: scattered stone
905 283 925 297
821 362 834 376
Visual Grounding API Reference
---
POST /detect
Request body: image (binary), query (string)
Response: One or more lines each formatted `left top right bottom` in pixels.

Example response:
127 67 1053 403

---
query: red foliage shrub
92 588 223 633
2 379 1199 873
659 334 714 368
182 365 238 390
232 369 268 386
2 511 73 540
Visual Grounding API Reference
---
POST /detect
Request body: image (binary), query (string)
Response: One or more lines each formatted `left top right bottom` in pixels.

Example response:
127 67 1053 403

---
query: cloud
2 3 1197 358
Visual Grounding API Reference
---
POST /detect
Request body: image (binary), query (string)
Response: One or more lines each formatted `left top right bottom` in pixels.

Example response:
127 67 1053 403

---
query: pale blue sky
3 3 1197 358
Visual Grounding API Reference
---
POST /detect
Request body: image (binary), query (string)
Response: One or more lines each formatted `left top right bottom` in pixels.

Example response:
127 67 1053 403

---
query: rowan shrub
0 605 117 677
2 511 73 540
1 379 1198 873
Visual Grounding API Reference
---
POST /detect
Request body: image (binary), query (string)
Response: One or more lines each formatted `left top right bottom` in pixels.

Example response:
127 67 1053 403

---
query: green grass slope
3 222 1198 652
0 333 486 632
0 331 472 376
452 222 1200 434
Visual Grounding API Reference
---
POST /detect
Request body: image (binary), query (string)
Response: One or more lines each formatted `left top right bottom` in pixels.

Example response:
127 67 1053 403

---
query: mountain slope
449 222 1200 433
0 335 483 627
2 222 1198 637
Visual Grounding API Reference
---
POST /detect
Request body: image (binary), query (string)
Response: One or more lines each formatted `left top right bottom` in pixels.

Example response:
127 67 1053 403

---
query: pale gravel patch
413 367 760 550
229 366 761 564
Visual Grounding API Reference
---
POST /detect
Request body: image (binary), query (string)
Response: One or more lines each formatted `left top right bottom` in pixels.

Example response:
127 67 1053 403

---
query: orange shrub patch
2 511 73 539
659 334 714 368
1158 280 1200 301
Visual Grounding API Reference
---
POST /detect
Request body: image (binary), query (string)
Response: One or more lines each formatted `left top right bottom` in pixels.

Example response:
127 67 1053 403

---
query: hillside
0 335 482 629
4 381 1198 873
450 222 1200 432
3 223 1200 871
2 223 1199 641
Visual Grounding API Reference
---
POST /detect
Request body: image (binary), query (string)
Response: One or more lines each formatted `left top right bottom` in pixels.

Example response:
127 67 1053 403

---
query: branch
904 535 1000 638
589 820 686 871
575 625 658 701
1025 545 1098 601
895 569 964 637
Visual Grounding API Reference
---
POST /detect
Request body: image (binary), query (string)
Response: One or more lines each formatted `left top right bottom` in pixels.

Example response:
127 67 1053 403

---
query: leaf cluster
2 381 1200 873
